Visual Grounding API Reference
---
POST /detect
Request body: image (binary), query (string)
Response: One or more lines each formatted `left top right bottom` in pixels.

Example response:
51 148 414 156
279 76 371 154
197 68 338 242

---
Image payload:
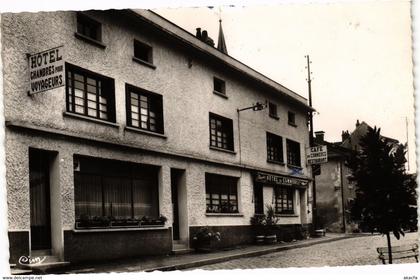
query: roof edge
127 9 312 111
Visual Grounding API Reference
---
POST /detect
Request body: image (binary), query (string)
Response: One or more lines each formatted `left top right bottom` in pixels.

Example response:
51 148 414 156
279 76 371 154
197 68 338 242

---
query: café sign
28 46 64 95
306 145 328 165
255 172 308 187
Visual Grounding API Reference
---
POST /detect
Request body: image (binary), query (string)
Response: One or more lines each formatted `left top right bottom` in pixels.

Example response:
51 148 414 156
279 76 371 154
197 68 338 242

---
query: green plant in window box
110 218 140 228
192 227 221 252
77 215 111 229
140 215 167 227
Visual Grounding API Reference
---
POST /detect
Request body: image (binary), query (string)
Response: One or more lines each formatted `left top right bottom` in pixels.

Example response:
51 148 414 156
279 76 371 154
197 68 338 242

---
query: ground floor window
275 186 294 214
205 173 238 213
74 156 160 227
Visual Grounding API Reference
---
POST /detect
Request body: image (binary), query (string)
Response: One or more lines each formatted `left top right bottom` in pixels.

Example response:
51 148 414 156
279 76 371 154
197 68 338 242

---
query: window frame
213 77 226 97
205 173 239 214
274 186 294 214
209 112 234 151
266 132 284 164
268 102 279 119
286 139 301 167
73 156 160 226
65 63 116 123
75 12 105 48
288 111 297 126
125 84 164 134
133 39 155 68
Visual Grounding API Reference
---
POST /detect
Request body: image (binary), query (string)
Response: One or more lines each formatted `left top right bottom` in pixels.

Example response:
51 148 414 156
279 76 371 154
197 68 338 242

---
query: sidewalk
38 233 359 274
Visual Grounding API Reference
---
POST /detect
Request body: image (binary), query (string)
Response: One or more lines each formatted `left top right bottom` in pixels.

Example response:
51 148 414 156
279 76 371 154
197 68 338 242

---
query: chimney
314 131 325 143
202 30 208 41
196 28 202 39
356 119 360 127
342 130 350 141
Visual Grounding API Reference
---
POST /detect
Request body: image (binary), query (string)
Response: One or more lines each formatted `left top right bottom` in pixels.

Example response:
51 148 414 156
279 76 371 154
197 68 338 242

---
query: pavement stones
190 232 419 270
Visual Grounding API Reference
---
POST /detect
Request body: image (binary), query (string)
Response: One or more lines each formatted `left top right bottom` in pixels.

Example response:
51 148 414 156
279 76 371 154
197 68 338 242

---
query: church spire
217 19 228 54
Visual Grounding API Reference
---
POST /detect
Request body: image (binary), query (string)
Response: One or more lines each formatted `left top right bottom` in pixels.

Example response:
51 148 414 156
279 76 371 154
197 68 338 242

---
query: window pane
131 119 139 127
88 108 97 117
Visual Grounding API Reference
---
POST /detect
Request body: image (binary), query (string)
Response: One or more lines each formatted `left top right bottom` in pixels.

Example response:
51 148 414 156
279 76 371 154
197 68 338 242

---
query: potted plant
250 213 266 245
192 227 221 252
264 205 279 244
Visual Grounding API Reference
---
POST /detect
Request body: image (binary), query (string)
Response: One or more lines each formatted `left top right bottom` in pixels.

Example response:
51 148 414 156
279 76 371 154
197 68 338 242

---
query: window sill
74 32 106 49
213 90 228 99
73 226 169 233
63 112 119 128
269 114 280 120
132 57 156 69
210 146 236 154
275 214 298 217
206 213 243 217
125 126 167 139
287 164 302 170
267 159 285 165
288 122 297 127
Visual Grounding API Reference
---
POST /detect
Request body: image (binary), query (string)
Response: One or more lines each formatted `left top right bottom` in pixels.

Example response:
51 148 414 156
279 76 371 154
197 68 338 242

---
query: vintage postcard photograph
0 0 418 278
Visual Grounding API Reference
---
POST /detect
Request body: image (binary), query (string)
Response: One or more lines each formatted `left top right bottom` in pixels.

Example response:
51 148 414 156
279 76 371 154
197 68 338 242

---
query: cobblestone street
187 232 419 270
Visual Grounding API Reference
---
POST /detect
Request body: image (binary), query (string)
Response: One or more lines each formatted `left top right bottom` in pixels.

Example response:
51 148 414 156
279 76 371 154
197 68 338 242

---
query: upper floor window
288 111 296 126
66 63 115 122
275 187 294 214
206 173 238 213
133 40 153 65
76 13 104 47
126 84 164 134
268 102 279 119
267 132 283 163
213 77 226 96
209 113 234 151
286 139 301 167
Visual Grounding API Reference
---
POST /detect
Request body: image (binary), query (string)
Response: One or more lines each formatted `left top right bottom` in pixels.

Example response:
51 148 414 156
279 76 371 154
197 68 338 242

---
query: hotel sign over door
254 172 308 187
28 46 64 95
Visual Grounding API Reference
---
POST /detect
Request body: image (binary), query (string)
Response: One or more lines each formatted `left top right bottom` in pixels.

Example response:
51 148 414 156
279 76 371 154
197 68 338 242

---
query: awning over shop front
254 171 309 188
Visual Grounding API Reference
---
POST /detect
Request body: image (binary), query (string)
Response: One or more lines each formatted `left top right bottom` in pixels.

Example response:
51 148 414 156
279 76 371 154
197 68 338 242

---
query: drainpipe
339 161 346 233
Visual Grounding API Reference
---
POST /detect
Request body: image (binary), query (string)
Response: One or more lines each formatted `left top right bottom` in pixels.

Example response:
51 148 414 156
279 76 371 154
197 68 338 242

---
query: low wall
8 231 30 265
63 227 172 263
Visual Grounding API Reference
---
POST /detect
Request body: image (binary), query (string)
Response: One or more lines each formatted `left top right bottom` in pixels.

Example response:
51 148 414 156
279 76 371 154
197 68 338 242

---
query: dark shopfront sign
254 172 309 188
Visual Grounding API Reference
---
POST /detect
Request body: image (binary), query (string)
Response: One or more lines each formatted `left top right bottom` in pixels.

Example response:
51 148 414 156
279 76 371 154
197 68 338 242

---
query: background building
314 121 401 233
3 9 313 265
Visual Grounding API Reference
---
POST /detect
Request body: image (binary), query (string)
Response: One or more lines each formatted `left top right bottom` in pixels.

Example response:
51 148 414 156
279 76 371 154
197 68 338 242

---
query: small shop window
66 63 115 122
267 132 283 163
275 187 294 214
205 173 238 213
209 113 234 151
286 139 301 167
126 84 164 134
74 156 161 228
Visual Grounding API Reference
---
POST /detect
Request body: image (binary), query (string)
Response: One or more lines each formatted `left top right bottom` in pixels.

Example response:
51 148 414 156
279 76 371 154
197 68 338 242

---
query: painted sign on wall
306 145 328 164
254 172 309 187
29 46 64 95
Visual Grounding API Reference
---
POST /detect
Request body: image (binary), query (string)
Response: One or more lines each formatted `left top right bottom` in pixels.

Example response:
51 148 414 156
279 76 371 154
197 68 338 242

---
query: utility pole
405 116 410 171
305 55 317 231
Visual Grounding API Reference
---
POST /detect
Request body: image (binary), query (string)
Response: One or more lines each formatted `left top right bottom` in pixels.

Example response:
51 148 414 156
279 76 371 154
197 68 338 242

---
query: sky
154 1 415 172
